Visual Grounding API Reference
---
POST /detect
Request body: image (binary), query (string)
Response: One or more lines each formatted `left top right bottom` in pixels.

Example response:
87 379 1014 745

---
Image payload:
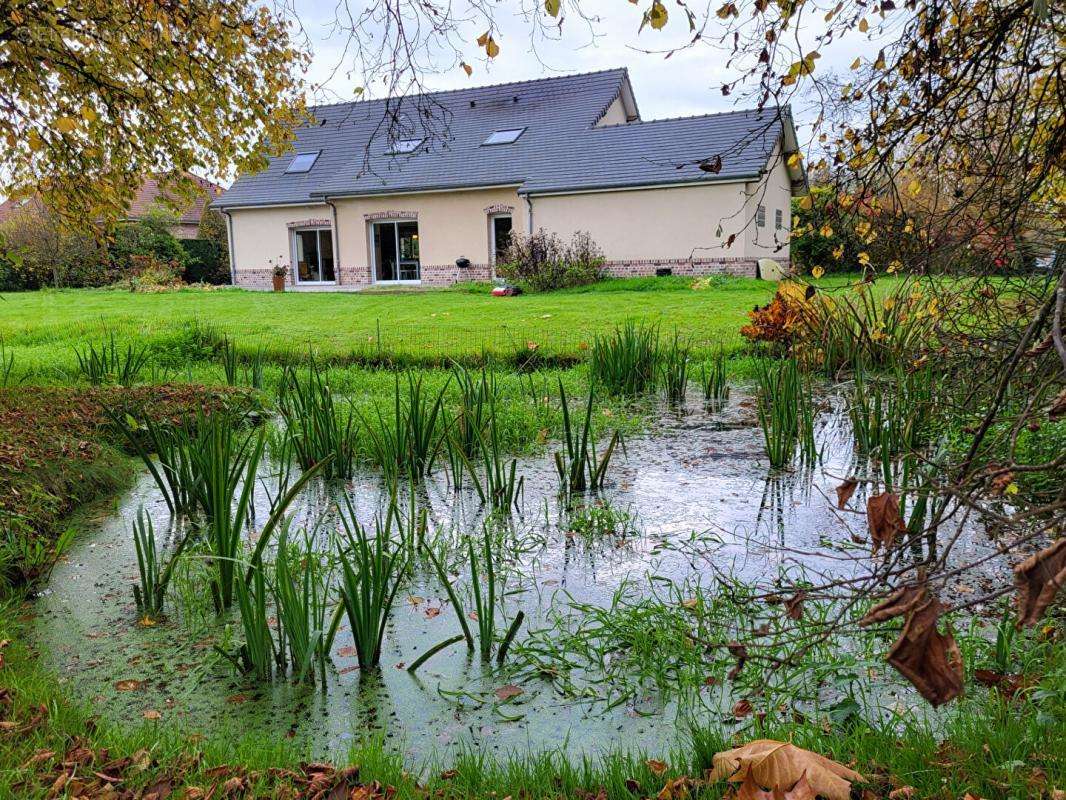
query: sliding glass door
292 227 335 283
372 221 420 282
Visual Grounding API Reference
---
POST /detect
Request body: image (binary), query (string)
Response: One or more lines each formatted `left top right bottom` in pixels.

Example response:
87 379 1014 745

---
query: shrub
0 206 113 290
118 254 186 292
180 238 228 284
497 229 604 292
109 206 188 276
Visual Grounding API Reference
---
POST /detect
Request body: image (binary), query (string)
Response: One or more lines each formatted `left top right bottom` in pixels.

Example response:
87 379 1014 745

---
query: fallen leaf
494 684 523 702
114 679 145 692
727 642 748 680
888 788 916 799
143 709 162 720
646 759 668 777
973 669 1027 699
733 699 753 719
336 646 358 657
425 607 442 619
1013 537 1066 627
708 740 862 800
784 591 807 621
225 693 249 705
867 492 906 554
835 478 858 509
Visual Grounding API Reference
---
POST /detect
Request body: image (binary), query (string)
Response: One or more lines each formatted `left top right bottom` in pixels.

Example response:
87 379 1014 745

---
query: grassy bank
1 605 1061 798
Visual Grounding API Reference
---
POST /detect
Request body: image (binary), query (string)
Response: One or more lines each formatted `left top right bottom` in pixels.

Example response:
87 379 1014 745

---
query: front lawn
0 276 777 373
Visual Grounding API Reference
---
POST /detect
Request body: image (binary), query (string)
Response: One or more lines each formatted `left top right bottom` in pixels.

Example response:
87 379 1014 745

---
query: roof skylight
285 152 320 173
482 128 525 146
388 138 424 154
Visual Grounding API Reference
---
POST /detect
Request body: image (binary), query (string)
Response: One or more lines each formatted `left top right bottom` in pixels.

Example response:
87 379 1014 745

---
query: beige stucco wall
595 96 629 127
332 186 526 278
530 181 758 261
229 203 330 274
745 146 792 260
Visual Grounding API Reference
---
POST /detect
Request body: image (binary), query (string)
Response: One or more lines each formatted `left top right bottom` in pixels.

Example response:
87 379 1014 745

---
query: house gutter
221 210 236 286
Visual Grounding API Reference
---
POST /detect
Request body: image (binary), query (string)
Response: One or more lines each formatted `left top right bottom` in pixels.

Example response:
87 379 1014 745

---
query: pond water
30 387 1012 764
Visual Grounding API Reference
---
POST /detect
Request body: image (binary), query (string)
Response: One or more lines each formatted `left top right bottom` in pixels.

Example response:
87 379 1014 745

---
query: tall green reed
553 380 623 494
277 359 357 479
660 330 690 404
754 358 816 469
589 321 660 396
333 498 411 669
105 409 201 515
272 523 333 683
701 350 729 402
358 373 448 479
74 332 151 386
130 508 193 622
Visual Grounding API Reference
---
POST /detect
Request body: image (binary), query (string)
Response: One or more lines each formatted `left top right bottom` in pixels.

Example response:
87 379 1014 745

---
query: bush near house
179 237 228 284
0 207 115 290
497 229 605 292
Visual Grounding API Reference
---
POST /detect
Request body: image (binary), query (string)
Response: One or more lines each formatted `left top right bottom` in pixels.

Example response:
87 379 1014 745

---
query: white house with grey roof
214 68 805 290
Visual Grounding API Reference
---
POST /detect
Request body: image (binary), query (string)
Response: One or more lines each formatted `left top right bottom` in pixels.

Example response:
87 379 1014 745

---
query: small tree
498 229 605 292
110 207 188 277
0 206 111 290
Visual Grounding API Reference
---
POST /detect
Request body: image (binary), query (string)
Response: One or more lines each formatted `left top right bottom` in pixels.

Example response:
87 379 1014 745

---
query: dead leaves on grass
708 739 862 800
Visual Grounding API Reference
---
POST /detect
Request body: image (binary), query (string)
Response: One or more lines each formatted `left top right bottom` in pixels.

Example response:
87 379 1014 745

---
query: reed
359 373 448 479
244 345 265 389
220 337 239 386
74 332 151 386
130 508 192 622
277 359 357 479
449 388 525 514
105 409 201 515
335 499 411 669
754 358 816 469
589 321 660 396
700 350 729 402
191 418 265 611
660 330 690 404
0 338 14 387
553 380 623 494
272 524 333 683
227 561 278 680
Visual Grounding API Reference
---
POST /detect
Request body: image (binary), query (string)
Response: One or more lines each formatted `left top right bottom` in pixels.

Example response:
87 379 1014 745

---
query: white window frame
285 151 320 174
482 128 526 146
290 226 336 285
371 219 422 284
388 138 424 155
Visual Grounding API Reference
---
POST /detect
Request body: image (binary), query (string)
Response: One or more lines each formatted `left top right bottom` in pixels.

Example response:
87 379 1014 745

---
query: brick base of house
233 257 777 290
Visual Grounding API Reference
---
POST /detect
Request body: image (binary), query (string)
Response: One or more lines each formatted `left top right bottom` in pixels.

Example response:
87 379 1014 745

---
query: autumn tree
0 0 308 230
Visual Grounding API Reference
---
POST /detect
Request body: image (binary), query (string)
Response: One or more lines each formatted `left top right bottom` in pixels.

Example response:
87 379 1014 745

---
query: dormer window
285 152 320 173
483 128 525 146
388 138 424 154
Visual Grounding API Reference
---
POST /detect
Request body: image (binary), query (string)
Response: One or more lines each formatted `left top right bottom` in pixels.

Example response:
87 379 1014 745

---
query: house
0 173 224 239
214 68 805 290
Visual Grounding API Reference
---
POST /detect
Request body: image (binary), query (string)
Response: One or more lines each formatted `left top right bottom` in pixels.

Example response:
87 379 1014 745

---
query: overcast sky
291 0 859 125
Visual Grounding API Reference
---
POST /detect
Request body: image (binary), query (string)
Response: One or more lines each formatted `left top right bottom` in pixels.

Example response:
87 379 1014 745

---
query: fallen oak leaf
1013 537 1066 627
859 583 928 627
708 740 862 800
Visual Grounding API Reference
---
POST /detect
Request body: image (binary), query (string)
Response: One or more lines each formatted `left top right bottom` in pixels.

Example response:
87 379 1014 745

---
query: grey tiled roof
215 68 788 208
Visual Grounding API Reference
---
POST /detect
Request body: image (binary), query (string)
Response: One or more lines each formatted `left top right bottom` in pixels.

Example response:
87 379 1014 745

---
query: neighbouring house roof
0 173 225 226
214 68 802 210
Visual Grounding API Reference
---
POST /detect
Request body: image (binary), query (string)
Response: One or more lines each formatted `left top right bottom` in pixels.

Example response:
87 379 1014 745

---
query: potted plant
271 260 287 292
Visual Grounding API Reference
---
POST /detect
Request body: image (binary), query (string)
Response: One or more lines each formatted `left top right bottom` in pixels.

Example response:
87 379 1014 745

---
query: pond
29 386 1011 765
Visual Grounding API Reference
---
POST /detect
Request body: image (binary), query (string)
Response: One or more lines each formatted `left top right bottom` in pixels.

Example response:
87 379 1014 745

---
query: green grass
0 278 779 374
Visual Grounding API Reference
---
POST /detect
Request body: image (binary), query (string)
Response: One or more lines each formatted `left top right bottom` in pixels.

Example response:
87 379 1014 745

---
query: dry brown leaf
784 591 807 621
859 584 928 627
1013 538 1066 627
646 759 668 776
835 478 858 509
886 596 964 707
887 788 916 799
494 684 523 702
867 492 906 554
1048 387 1066 420
732 699 753 719
707 739 862 800
114 679 145 692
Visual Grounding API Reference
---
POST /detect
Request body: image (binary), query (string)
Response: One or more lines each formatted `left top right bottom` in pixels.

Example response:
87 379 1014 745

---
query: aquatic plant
105 409 201 515
589 321 660 396
334 499 411 669
701 350 729 402
0 338 15 387
553 380 623 494
130 508 193 622
754 357 816 469
660 330 690 404
243 345 265 389
277 359 358 479
220 336 239 386
228 560 278 680
358 373 449 479
272 524 333 683
452 365 495 460
566 501 637 540
74 332 151 386
193 420 265 611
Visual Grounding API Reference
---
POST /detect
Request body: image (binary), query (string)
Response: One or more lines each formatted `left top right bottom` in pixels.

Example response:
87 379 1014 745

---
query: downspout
325 198 341 284
221 210 236 286
525 194 534 235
